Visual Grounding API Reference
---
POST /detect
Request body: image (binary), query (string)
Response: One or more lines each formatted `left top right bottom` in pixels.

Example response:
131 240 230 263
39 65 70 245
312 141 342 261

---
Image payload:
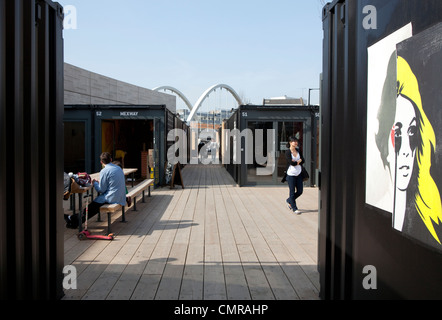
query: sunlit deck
63 164 320 300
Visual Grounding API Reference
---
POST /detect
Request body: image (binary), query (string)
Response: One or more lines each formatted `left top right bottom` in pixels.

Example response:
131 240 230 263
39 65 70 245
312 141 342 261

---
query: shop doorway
64 121 87 173
277 121 304 181
101 119 154 180
246 121 274 184
245 121 304 185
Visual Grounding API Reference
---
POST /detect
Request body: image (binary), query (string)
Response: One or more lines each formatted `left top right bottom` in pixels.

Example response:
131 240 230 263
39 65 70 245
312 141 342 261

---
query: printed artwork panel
366 22 442 252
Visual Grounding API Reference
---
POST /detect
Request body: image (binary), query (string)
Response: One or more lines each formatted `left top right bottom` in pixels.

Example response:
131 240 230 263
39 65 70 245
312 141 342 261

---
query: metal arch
153 86 194 111
186 84 243 123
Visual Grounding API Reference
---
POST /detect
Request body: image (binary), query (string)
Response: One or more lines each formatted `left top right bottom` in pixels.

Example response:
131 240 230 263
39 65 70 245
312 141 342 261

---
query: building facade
64 63 176 111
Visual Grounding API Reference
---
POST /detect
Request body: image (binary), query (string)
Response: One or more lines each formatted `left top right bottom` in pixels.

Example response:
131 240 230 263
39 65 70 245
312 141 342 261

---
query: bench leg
78 197 83 232
78 194 83 214
78 194 85 233
121 206 126 222
142 191 145 203
78 212 83 232
148 185 151 197
133 197 137 211
107 212 112 234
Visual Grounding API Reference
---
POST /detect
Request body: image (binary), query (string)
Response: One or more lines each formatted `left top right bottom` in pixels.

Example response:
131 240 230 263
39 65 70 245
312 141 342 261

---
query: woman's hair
289 136 299 152
376 52 397 172
397 56 442 244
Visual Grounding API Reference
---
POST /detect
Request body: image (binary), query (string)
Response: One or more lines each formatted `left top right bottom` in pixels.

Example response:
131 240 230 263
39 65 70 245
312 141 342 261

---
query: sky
58 0 325 109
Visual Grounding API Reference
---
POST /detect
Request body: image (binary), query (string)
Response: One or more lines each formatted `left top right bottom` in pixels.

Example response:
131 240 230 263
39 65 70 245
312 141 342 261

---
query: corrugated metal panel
0 0 6 300
0 0 64 299
320 0 442 299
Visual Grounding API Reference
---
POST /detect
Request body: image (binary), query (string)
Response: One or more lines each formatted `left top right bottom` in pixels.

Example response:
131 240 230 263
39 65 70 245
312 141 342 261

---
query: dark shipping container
0 0 64 299
64 105 190 187
320 0 442 299
223 104 319 187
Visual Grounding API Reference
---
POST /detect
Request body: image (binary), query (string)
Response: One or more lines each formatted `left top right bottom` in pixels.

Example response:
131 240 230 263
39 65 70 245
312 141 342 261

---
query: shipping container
223 104 319 187
320 0 442 299
0 0 64 299
64 105 189 188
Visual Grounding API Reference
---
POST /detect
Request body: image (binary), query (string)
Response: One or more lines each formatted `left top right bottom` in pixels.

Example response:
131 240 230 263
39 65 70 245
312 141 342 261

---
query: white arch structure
154 84 243 123
186 84 243 123
153 86 194 111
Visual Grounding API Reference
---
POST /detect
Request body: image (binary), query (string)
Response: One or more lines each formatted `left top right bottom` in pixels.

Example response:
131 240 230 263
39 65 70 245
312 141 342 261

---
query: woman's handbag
281 171 287 183
301 166 310 182
282 166 309 183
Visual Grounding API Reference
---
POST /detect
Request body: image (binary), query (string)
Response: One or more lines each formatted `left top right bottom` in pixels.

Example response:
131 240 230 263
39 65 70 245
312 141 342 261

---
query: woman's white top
287 152 301 177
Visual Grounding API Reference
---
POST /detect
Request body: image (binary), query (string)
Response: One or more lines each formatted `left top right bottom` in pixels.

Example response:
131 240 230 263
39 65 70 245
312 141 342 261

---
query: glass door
246 121 275 185
244 120 305 185
64 121 86 173
276 121 304 182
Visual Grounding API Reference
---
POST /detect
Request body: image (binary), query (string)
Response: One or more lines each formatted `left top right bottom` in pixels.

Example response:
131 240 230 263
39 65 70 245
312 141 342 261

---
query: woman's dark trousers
286 175 303 210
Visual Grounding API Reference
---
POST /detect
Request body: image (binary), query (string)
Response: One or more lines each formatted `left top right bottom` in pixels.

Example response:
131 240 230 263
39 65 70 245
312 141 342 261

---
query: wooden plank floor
63 164 320 300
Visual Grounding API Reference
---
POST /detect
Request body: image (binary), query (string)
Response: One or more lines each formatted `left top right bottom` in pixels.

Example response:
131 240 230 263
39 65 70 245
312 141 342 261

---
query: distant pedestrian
198 139 205 161
285 137 305 215
209 139 219 163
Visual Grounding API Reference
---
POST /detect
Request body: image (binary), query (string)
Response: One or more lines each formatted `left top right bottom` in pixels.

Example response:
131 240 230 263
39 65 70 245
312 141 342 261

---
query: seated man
65 152 126 229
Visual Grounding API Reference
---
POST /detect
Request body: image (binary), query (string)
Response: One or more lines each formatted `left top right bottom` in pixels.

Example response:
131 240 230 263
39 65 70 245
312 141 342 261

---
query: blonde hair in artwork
397 56 442 244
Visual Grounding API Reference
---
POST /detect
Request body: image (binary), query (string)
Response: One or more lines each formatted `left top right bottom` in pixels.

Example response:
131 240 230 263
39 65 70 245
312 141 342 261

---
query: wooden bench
126 178 154 211
99 179 154 234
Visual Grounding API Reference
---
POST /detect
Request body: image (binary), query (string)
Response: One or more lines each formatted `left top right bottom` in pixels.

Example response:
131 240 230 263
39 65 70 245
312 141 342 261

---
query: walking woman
285 136 305 214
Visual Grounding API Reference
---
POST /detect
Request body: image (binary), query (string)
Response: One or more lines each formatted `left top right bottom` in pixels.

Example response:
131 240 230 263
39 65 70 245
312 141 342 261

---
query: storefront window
246 121 274 184
64 121 86 173
244 121 304 184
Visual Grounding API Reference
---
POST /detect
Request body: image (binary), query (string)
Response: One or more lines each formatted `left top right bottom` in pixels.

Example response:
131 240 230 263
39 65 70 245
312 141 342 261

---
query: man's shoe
294 210 302 215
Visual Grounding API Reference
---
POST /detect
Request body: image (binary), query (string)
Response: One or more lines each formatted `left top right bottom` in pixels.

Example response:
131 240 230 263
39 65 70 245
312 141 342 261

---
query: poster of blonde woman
366 22 442 251
366 23 412 214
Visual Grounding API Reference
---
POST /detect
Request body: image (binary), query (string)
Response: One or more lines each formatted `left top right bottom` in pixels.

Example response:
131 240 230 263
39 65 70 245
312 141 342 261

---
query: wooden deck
63 164 320 300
